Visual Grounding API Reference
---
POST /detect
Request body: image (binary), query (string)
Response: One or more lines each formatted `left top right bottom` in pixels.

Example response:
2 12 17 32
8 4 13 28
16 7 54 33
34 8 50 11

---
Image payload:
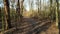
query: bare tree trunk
0 8 1 19
15 0 24 29
38 0 39 13
38 0 41 17
50 0 52 17
15 0 20 30
56 0 59 33
17 0 20 15
3 0 11 29
20 0 24 15
16 0 20 20
40 0 41 13
56 0 59 27
20 0 24 21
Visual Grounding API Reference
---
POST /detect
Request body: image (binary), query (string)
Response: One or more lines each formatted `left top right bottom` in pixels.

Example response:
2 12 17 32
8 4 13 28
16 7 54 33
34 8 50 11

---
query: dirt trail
11 18 59 34
0 18 59 34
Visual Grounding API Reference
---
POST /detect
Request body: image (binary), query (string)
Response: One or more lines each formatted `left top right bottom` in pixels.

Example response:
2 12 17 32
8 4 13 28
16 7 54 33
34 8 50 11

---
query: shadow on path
12 17 52 34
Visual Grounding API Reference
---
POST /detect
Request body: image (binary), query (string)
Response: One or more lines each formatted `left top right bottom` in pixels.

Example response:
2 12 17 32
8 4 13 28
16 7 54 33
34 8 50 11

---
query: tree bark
0 8 1 19
3 0 12 29
56 0 59 26
56 0 60 34
20 0 24 21
20 0 24 15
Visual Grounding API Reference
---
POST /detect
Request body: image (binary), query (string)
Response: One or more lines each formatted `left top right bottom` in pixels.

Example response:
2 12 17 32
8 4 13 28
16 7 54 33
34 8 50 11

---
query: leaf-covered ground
12 18 59 34
0 18 59 34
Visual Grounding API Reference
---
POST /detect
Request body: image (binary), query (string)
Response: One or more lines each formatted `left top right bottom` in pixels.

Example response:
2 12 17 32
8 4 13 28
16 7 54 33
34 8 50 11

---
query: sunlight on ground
23 11 35 18
40 23 59 34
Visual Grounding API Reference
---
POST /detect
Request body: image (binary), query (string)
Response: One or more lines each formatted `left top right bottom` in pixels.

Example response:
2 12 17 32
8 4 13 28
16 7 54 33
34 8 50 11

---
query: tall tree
3 0 12 29
56 0 59 27
0 7 1 18
39 0 41 16
58 0 60 33
38 0 41 16
16 0 20 18
20 0 24 15
20 0 24 21
15 0 20 30
50 0 53 20
16 0 24 28
10 0 15 17
30 0 33 14
40 0 41 11
37 0 39 13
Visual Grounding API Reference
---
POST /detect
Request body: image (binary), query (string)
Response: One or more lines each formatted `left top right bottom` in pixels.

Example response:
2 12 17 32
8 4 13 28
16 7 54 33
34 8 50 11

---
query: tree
16 0 24 21
21 0 24 14
3 0 12 29
15 0 24 29
20 0 24 21
10 0 15 17
15 0 21 30
39 0 41 17
37 0 39 13
16 0 20 19
36 0 41 17
0 7 1 18
56 0 59 27
50 0 52 17
38 0 41 15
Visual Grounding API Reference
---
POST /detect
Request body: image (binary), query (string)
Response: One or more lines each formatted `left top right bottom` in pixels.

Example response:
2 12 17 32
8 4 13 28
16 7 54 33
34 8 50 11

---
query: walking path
12 18 57 34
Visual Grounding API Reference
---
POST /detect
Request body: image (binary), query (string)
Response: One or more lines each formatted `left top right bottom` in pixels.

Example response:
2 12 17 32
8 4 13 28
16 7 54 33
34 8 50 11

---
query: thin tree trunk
0 8 1 19
20 0 24 21
16 0 20 16
39 0 41 15
3 0 12 29
56 0 59 33
20 0 23 19
56 0 59 27
16 0 20 20
38 0 39 13
38 0 41 16
16 0 20 30
50 0 52 20
40 0 41 12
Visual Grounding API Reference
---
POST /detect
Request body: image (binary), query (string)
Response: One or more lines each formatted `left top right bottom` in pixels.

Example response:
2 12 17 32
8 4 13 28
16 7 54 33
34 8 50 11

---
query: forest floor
12 17 59 34
0 17 59 34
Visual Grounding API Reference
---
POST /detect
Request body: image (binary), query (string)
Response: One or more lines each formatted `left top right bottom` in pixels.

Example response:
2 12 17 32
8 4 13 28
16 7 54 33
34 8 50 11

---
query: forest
0 0 60 34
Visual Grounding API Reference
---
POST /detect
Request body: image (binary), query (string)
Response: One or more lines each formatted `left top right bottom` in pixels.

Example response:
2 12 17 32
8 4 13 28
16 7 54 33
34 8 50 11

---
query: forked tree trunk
3 0 11 29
